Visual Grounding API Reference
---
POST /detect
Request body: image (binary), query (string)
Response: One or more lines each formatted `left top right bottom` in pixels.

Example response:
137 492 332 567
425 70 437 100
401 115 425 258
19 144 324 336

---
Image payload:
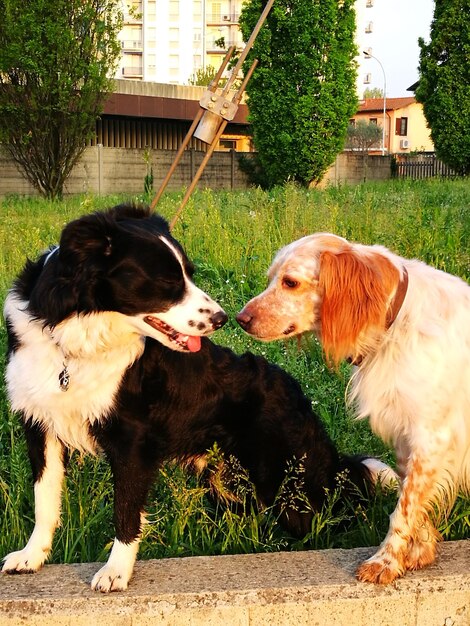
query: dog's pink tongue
187 335 201 352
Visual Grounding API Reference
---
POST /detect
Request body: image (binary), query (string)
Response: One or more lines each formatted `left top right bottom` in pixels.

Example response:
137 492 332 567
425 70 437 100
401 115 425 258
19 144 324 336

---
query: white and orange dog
237 233 470 584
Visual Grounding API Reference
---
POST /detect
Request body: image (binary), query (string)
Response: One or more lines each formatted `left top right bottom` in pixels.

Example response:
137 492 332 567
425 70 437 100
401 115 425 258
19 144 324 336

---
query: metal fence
394 154 456 179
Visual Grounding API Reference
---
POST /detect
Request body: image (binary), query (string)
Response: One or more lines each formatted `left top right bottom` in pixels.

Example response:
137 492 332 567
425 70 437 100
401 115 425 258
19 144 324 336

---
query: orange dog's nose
236 310 253 330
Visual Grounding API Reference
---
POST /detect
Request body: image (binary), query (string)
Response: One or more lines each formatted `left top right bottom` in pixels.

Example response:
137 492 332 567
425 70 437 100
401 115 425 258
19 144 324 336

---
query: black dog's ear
148 213 172 237
108 202 152 223
27 212 117 325
59 212 116 265
106 202 171 238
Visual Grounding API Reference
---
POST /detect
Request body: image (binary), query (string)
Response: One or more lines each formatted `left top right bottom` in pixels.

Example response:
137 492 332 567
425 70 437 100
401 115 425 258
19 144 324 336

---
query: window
129 1 142 13
169 54 179 69
366 0 374 6
147 0 156 19
365 22 373 33
219 139 237 150
147 29 156 49
121 25 142 49
169 28 179 50
122 52 142 76
169 1 179 20
369 118 378 125
209 2 222 22
395 117 408 136
193 1 202 18
363 73 371 84
349 118 356 126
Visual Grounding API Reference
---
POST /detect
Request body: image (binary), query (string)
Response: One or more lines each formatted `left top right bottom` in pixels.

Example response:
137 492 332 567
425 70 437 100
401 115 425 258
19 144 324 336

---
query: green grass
1 178 469 564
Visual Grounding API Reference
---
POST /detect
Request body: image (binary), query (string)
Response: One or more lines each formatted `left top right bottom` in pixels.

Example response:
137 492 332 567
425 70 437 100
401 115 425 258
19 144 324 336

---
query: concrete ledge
1 541 469 625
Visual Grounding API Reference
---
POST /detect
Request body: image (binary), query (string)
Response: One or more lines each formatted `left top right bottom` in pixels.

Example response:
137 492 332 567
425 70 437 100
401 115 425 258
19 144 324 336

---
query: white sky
357 0 435 97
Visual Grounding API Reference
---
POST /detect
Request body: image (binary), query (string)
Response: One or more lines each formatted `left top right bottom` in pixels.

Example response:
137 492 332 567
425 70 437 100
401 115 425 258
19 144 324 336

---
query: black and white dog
2 204 394 592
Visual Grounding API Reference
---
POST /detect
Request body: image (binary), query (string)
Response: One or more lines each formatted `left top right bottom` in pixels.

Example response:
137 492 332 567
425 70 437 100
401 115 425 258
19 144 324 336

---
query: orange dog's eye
282 277 299 289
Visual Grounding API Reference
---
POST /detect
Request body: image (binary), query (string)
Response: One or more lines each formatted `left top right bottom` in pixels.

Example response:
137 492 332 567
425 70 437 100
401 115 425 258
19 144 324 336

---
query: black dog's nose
210 310 228 330
236 311 252 330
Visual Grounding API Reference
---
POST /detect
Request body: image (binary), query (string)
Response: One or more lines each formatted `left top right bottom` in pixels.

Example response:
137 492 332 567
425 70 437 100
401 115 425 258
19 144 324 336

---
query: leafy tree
416 0 470 175
189 65 219 86
0 0 123 199
214 37 227 50
238 0 358 188
345 120 382 182
188 63 241 90
345 120 382 152
363 87 384 99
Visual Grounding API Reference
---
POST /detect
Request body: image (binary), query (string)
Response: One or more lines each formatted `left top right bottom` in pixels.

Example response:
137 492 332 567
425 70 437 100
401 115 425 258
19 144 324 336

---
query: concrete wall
320 153 392 187
0 148 393 198
65 146 253 195
0 145 252 197
0 149 38 197
1 541 469 625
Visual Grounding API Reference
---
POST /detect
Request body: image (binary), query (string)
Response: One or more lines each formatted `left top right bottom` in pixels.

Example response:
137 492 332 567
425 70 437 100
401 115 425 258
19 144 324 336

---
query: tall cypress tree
416 0 470 175
239 0 358 188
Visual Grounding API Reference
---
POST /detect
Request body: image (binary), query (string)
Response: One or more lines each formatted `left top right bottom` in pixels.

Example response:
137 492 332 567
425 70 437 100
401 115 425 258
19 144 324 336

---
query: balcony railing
121 40 143 50
207 39 242 52
122 66 143 77
206 13 239 24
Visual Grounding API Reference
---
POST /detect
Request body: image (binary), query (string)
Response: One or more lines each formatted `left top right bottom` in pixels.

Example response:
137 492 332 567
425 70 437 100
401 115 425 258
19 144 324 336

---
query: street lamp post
363 51 387 156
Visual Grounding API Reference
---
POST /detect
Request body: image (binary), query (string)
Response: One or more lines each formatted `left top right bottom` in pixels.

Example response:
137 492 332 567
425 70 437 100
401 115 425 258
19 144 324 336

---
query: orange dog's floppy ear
319 249 399 366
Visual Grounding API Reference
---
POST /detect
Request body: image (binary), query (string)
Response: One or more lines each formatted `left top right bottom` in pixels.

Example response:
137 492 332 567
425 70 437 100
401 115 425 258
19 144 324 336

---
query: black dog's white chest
5 294 145 454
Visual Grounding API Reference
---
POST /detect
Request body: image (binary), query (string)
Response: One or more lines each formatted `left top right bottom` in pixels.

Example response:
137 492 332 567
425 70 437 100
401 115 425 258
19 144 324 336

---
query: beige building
117 0 244 84
350 97 434 154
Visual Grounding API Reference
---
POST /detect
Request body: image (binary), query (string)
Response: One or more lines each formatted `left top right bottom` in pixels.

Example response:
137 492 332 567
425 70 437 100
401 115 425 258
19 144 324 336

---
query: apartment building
117 0 245 84
118 0 430 96
354 0 382 97
354 0 433 98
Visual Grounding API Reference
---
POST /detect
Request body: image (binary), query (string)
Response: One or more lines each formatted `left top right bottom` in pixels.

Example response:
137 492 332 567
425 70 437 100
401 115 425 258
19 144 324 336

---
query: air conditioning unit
400 139 410 149
223 14 230 21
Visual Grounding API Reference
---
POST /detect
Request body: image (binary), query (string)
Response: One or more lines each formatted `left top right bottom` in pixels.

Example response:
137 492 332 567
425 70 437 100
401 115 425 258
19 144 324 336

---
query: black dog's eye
282 277 299 289
159 276 182 286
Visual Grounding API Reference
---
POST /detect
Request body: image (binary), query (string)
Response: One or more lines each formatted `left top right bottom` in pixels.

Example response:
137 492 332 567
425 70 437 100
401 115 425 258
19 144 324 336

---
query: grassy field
1 178 469 565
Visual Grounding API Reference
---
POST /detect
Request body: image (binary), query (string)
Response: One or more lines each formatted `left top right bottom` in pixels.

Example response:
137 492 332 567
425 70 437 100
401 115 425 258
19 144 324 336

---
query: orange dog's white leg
357 453 443 584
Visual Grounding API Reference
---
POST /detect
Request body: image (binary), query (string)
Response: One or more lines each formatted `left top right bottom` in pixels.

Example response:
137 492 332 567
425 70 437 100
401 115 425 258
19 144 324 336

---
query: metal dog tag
59 364 70 391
